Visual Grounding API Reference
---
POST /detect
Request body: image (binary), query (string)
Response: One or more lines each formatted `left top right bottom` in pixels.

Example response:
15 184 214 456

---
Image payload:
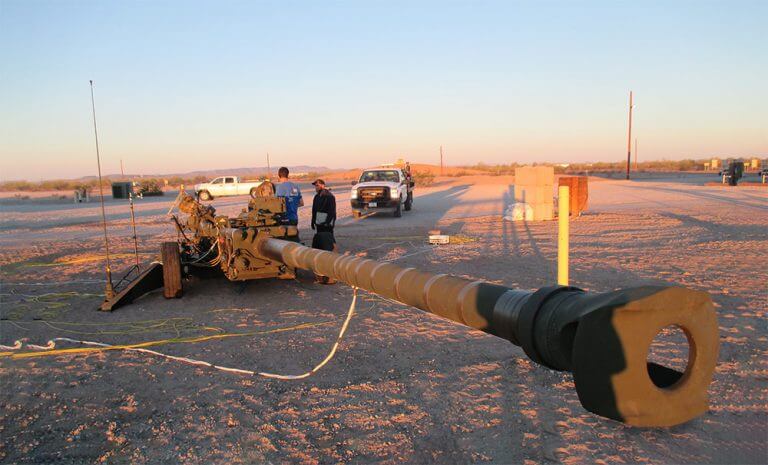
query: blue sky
1 0 765 180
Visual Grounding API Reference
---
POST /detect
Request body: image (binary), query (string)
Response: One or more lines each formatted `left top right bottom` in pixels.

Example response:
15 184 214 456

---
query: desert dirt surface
1 173 766 464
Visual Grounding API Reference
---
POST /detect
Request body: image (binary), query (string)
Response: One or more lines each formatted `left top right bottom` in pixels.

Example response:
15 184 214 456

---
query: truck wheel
404 192 413 211
161 242 183 299
394 198 402 218
199 191 212 201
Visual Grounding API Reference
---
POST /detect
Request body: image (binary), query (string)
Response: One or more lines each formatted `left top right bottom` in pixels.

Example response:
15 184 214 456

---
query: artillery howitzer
103 189 719 427
166 184 299 284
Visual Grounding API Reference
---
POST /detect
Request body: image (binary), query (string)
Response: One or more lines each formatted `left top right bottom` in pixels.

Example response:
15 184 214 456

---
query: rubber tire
394 198 402 218
161 242 183 299
404 192 413 211
199 191 212 201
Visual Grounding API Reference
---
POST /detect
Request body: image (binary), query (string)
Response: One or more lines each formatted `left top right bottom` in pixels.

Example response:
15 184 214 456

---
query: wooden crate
558 176 588 216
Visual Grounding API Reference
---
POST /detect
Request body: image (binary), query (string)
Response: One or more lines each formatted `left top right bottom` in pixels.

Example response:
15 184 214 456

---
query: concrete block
516 186 554 205
513 166 556 221
515 166 555 187
533 203 554 221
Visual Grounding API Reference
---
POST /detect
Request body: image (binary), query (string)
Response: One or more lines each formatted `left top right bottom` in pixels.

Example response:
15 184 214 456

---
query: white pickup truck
194 176 265 200
350 167 414 218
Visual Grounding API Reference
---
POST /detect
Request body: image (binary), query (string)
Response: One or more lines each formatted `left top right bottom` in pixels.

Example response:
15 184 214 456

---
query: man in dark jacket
310 179 337 283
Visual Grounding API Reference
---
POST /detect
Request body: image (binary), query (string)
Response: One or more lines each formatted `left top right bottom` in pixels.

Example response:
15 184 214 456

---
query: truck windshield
360 170 400 183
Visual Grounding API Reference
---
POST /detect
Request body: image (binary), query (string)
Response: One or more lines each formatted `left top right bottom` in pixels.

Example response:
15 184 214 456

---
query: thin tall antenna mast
90 80 115 301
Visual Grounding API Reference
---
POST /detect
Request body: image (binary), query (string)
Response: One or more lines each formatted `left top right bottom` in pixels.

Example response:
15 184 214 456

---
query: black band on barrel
516 286 579 368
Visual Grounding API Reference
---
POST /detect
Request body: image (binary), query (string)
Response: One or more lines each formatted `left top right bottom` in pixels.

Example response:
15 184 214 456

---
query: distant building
705 158 723 171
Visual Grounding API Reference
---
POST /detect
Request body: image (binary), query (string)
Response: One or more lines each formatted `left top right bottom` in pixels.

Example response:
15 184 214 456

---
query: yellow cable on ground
21 254 153 267
1 317 213 337
1 321 331 360
1 288 361 381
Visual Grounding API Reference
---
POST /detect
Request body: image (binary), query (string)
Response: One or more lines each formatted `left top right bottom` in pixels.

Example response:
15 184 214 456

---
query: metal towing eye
258 237 719 427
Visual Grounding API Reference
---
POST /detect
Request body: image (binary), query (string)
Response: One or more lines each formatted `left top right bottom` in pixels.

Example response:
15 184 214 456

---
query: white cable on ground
0 340 23 350
26 341 56 350
183 240 220 265
386 247 432 262
356 240 432 263
3 287 360 381
257 286 358 379
360 240 414 253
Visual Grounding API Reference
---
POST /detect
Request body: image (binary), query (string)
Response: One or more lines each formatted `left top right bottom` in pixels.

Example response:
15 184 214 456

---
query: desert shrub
411 170 435 186
302 171 324 181
137 179 163 196
0 180 36 191
0 178 109 192
166 176 186 187
449 170 469 177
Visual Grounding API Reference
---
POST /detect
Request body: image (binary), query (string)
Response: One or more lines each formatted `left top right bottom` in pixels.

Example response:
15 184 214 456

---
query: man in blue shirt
275 166 304 226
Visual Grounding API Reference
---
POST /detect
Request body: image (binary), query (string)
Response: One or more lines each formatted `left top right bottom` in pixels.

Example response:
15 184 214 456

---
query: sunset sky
1 0 765 181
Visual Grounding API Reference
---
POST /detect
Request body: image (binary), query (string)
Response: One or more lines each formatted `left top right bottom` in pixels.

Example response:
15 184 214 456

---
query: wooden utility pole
634 138 638 170
440 145 444 176
625 91 633 180
120 159 125 177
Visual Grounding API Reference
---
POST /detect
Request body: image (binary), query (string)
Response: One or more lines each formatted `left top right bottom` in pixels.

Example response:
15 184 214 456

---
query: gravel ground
1 174 766 464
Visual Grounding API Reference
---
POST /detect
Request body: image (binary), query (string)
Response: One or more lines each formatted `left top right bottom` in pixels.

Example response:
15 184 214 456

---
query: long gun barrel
257 237 719 427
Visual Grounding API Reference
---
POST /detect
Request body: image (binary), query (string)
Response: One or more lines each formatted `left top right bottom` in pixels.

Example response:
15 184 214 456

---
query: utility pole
120 159 125 177
625 91 633 180
266 152 271 180
634 138 638 171
440 145 444 176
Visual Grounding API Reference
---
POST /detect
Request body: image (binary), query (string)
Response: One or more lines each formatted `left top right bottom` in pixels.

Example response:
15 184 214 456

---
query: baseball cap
311 179 325 186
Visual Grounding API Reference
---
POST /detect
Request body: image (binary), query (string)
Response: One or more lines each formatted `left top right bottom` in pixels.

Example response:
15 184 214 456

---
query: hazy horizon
3 156 762 184
1 0 766 181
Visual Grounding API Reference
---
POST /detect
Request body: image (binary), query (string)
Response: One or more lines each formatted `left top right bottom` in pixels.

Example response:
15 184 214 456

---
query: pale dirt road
1 174 766 464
